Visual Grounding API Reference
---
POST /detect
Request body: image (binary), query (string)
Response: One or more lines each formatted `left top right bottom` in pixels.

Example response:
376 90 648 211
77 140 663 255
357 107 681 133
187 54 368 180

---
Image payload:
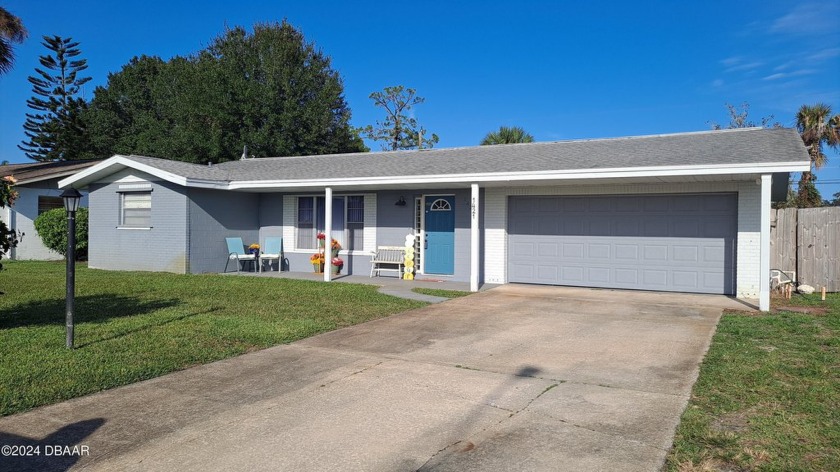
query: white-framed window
296 195 365 250
120 191 152 227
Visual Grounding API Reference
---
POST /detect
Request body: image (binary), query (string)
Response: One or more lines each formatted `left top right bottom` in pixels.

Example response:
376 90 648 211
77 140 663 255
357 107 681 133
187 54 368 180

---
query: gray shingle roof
112 127 812 184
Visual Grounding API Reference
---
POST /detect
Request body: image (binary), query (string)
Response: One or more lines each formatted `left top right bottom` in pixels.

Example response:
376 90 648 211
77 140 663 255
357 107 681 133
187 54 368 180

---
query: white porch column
324 187 333 282
759 174 771 311
470 183 480 292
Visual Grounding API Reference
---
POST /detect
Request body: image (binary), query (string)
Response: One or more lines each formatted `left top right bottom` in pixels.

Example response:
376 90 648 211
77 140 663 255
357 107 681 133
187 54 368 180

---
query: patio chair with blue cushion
225 237 256 273
259 237 283 272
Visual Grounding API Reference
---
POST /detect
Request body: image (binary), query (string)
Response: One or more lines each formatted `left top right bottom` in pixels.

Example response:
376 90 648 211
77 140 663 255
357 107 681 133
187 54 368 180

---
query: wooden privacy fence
771 207 840 292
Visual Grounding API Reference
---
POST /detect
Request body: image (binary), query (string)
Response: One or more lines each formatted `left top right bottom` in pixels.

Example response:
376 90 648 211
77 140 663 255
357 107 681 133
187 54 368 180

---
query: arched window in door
430 198 452 211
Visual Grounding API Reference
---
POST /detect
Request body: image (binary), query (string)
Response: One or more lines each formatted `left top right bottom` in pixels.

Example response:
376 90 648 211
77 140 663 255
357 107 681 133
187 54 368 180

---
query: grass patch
411 288 473 299
666 292 840 471
0 261 425 417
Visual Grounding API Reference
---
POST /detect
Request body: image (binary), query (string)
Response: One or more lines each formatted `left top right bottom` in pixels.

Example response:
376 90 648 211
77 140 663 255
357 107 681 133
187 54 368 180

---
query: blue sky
1 1 839 197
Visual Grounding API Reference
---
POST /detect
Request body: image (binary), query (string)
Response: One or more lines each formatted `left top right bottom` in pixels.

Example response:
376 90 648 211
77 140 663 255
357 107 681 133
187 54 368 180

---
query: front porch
228 268 492 303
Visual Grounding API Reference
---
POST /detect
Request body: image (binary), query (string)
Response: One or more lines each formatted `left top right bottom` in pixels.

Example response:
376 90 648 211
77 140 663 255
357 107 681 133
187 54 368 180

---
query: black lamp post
61 188 82 349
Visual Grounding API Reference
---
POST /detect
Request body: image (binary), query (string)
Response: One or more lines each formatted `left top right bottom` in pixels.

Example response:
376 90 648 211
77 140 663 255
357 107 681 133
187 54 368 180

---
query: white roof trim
59 155 192 188
60 154 810 190
225 161 810 190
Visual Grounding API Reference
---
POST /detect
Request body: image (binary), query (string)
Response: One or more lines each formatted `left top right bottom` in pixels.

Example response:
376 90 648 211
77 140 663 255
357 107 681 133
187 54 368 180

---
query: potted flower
248 243 260 255
316 232 326 247
310 253 325 273
330 238 341 258
331 257 344 275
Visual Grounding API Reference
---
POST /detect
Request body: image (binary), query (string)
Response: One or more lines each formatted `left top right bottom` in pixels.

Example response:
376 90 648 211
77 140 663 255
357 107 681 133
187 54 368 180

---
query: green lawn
666 292 840 471
0 261 425 417
411 287 473 299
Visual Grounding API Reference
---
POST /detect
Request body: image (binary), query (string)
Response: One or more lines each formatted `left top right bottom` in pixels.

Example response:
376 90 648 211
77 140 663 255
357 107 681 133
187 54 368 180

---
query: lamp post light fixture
61 187 82 349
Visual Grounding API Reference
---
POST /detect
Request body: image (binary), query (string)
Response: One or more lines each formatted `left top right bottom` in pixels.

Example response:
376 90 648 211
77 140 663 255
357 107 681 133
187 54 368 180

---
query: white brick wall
484 181 761 299
736 182 761 298
363 193 377 252
283 195 295 248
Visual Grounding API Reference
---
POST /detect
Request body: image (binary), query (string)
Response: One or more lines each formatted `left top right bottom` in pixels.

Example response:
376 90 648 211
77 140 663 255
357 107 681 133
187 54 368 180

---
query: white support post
759 174 771 311
470 183 480 292
324 187 333 282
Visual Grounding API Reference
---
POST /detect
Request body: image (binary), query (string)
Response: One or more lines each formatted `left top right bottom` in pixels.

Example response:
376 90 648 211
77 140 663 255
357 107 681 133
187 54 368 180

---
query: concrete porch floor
226 268 488 303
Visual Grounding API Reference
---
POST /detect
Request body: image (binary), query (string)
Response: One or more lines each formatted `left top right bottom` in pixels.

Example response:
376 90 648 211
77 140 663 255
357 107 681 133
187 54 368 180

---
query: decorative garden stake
61 188 82 349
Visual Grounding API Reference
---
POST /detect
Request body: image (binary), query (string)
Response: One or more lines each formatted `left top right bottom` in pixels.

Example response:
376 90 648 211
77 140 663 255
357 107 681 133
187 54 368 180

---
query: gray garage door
508 194 737 294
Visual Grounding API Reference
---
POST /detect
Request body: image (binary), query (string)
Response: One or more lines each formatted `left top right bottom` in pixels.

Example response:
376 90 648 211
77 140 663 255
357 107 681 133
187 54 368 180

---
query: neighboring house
1 160 98 260
59 128 810 311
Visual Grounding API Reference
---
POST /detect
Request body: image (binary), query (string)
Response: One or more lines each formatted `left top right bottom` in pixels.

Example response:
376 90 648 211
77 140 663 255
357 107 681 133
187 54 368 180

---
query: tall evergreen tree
84 22 365 162
0 7 27 75
480 126 534 145
18 36 92 161
362 85 439 151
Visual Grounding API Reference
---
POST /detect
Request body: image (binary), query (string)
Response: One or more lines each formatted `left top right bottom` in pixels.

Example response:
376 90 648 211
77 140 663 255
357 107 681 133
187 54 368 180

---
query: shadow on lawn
76 307 221 348
0 294 181 330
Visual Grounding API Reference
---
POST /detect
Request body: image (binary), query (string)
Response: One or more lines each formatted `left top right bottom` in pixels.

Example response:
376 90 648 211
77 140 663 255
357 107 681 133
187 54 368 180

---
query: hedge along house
1 160 99 260
59 127 810 311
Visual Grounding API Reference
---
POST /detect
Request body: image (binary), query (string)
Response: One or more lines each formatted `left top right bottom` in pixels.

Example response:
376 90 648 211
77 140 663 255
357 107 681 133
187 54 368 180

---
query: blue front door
424 196 455 275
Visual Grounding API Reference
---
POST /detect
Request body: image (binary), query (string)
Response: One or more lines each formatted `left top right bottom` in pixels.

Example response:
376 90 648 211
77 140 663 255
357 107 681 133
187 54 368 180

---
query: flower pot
331 264 341 275
331 248 339 258
312 262 324 273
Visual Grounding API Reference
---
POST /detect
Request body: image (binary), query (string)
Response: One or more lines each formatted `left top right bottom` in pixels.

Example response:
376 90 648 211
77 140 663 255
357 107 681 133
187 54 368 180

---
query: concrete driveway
0 285 751 471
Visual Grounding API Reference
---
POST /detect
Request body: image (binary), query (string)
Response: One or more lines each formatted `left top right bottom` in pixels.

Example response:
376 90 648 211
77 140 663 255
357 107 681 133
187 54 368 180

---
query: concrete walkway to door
0 285 752 471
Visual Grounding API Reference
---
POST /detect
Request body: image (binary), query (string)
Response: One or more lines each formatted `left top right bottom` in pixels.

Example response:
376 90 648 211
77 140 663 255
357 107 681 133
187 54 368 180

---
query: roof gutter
225 161 811 190
60 155 810 191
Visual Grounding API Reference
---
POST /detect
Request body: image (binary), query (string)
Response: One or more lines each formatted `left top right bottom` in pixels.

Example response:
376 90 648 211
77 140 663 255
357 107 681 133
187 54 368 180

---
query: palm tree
0 7 28 75
795 104 840 206
796 104 840 171
480 126 535 145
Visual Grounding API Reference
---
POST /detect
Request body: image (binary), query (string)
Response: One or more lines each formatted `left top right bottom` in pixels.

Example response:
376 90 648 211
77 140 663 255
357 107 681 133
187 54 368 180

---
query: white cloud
725 62 762 73
774 62 794 72
719 56 763 73
762 69 817 81
771 2 840 36
720 56 742 66
808 48 840 61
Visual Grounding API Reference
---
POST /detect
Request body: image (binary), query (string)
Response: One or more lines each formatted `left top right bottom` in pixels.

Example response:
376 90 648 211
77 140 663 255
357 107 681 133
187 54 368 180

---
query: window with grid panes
296 196 364 250
120 192 151 227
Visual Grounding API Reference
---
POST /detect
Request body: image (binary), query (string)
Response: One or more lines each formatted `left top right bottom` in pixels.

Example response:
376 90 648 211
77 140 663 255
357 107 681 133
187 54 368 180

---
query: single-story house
1 160 98 260
59 127 810 311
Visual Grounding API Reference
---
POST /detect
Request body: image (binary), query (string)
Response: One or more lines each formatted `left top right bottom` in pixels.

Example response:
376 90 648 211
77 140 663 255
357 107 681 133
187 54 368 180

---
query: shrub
33 207 88 260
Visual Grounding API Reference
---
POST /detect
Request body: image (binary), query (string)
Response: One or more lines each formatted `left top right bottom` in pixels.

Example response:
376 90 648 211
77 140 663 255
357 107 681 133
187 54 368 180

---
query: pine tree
18 35 92 161
362 86 439 151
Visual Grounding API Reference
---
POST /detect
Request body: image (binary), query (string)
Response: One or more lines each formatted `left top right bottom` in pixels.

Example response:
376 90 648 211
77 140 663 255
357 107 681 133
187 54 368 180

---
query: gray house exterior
60 128 811 311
